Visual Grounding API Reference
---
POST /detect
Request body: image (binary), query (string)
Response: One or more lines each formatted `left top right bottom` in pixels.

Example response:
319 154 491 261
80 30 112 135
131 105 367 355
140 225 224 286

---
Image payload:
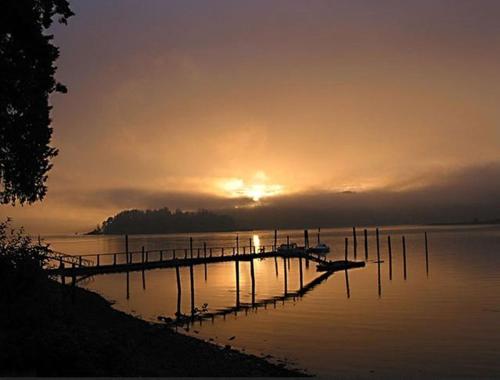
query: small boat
277 243 304 254
307 243 330 255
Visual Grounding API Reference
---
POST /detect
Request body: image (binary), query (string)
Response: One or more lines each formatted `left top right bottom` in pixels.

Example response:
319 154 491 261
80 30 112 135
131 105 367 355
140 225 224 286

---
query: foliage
93 207 237 235
0 0 73 204
0 219 51 297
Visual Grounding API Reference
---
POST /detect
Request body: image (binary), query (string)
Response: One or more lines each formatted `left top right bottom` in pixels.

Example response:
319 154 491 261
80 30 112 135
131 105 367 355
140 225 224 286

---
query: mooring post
142 269 146 290
176 265 181 316
388 235 393 280
287 235 290 249
173 249 176 260
97 254 100 267
141 246 145 264
125 234 129 264
184 248 188 259
402 235 407 280
376 228 380 262
190 237 193 259
204 262 207 282
425 232 429 276
250 258 255 306
197 248 200 259
274 229 278 251
189 264 195 315
79 256 82 267
204 242 207 258
113 253 117 266
283 257 288 295
159 250 163 262
299 256 304 290
243 246 246 255
222 247 225 257
364 228 368 260
209 247 212 257
304 229 309 248
353 227 357 260
236 235 239 256
146 250 149 263
345 269 350 299
345 237 348 261
235 260 240 307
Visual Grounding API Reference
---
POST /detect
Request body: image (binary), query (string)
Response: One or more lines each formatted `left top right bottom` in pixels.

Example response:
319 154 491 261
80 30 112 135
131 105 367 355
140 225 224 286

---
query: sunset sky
2 0 500 233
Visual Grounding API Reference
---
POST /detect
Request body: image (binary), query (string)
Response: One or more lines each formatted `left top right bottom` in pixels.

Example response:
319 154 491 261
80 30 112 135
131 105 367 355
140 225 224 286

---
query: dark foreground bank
0 278 306 377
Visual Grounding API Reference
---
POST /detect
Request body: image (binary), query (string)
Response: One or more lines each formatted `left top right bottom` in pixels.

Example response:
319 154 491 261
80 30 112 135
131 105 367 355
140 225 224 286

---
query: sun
219 172 283 202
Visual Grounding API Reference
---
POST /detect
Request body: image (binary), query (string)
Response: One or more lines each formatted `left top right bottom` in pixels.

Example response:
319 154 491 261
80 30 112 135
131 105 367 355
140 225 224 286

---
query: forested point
91 208 237 235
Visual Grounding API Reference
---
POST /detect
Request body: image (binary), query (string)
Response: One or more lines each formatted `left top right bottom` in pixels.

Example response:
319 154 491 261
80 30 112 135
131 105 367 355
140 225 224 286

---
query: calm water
45 225 500 378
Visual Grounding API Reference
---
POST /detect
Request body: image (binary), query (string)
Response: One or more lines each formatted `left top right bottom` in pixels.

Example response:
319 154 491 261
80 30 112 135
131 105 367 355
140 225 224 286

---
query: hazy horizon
2 0 500 234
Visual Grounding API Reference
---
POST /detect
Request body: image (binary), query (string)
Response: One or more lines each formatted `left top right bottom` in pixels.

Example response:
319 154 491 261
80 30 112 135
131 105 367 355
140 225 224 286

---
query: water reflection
48 226 500 378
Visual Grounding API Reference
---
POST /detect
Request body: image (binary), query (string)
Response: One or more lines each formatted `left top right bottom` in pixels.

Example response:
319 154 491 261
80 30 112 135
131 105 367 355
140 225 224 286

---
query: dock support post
364 228 368 260
79 256 82 267
222 247 225 257
299 256 303 290
203 242 207 258
97 254 100 267
176 266 181 317
236 235 239 256
353 227 357 259
376 228 380 262
274 230 277 251
402 236 407 280
283 257 288 295
184 248 187 259
287 235 290 249
173 249 176 260
425 232 429 276
125 234 129 264
160 250 163 262
210 248 212 258
250 258 255 306
142 246 145 264
190 237 193 259
235 260 240 308
113 253 117 266
388 235 393 280
345 237 348 261
189 264 195 315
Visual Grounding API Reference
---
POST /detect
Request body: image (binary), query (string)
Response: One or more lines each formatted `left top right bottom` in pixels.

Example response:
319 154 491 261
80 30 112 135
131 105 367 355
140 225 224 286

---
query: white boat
307 243 330 255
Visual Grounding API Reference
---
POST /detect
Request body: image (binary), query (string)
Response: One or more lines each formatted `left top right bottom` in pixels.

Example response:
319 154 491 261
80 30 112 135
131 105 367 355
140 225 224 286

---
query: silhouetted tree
0 0 73 204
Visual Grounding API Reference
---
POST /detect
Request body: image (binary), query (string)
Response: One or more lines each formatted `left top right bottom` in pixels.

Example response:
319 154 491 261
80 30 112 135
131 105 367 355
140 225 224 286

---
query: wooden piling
142 269 146 290
353 227 357 259
210 248 213 257
159 250 163 262
345 237 348 261
287 235 290 249
113 253 117 266
235 260 240 307
376 228 381 263
203 242 207 258
364 228 368 260
97 254 100 267
388 235 393 280
125 234 129 264
425 232 429 275
274 230 277 251
190 237 193 259
175 265 181 316
249 238 252 254
141 246 145 263
189 264 195 315
299 256 304 290
283 257 288 295
345 269 350 299
79 256 82 267
250 258 255 305
402 235 407 280
236 235 239 255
